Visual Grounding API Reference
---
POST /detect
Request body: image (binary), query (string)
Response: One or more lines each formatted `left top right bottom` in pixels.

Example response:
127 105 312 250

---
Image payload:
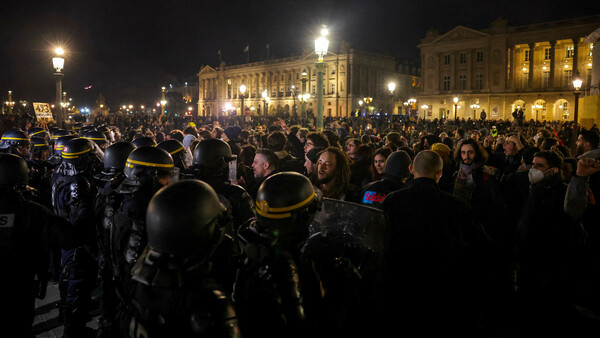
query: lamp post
7 91 14 115
262 90 269 116
470 103 480 120
363 97 373 115
160 87 167 115
290 85 296 115
387 82 396 114
453 96 459 120
314 25 329 132
52 47 65 126
572 73 583 148
239 84 246 117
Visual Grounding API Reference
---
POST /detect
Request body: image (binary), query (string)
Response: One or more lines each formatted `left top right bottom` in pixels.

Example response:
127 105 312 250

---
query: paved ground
33 282 100 338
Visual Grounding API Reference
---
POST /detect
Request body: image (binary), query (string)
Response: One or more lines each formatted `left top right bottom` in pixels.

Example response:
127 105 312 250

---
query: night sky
1 0 598 109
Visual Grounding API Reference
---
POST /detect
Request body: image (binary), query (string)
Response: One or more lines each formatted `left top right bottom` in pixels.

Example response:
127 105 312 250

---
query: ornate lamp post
453 96 459 120
239 84 246 117
6 91 14 115
160 87 167 115
470 103 480 120
363 97 373 115
314 26 329 132
52 47 65 126
387 82 396 114
291 85 296 115
572 73 583 147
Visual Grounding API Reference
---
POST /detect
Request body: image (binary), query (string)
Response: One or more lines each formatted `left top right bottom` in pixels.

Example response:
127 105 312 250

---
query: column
528 42 535 89
467 50 472 90
508 46 515 89
548 40 556 88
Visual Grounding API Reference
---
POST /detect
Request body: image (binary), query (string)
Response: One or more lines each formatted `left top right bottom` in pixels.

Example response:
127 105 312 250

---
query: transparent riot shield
304 197 387 270
303 198 388 329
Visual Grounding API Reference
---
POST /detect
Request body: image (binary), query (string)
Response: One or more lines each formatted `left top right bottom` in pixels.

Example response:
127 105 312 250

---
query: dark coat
380 178 495 335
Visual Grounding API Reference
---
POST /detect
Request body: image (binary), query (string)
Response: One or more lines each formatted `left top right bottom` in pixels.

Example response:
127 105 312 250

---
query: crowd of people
1 110 600 337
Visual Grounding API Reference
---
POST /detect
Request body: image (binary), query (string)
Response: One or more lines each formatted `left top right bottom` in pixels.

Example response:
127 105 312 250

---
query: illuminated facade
418 16 599 121
197 47 420 117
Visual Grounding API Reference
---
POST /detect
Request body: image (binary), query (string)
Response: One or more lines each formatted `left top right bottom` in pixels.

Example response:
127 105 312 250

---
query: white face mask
528 168 551 183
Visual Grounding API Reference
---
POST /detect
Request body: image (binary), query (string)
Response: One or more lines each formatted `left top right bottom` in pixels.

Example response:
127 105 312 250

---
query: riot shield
302 198 388 330
304 197 387 270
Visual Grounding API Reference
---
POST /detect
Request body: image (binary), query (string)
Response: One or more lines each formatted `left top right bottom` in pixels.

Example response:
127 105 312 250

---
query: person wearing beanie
223 125 242 156
358 150 412 209
304 147 325 182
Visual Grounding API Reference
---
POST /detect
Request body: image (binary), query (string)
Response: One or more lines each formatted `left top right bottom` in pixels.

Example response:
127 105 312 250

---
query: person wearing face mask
516 150 583 335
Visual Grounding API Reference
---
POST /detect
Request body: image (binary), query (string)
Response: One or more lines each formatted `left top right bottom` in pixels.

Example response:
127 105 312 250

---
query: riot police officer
157 139 189 173
192 138 253 234
94 141 135 337
51 138 103 337
128 180 241 337
27 136 54 209
233 172 324 338
131 136 156 148
112 146 176 332
48 132 75 166
0 129 31 158
83 129 110 151
0 153 74 335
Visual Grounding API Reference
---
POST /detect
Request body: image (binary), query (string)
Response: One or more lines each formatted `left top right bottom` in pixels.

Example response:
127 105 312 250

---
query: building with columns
197 46 420 118
417 15 599 122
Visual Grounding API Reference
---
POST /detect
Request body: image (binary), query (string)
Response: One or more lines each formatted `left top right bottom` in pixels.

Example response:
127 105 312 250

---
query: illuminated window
566 45 575 58
524 50 530 62
443 76 450 91
544 48 551 60
564 70 573 86
543 71 550 87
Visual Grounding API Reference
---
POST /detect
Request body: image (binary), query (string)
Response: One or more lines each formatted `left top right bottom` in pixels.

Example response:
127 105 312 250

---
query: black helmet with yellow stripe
51 129 71 141
83 130 108 148
0 129 31 158
255 172 321 246
157 139 187 170
61 138 95 163
124 146 174 186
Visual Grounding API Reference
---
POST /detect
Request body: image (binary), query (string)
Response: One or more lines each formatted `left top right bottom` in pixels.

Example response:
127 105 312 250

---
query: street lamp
262 90 269 116
573 73 582 126
453 96 459 120
470 103 480 120
53 47 65 126
239 83 247 117
363 97 373 115
314 25 329 132
6 91 14 115
388 82 396 114
160 87 167 115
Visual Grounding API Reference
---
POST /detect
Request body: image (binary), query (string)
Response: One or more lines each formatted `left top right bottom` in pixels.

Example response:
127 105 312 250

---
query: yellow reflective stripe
255 208 292 219
255 190 315 219
62 155 80 159
63 148 92 156
84 137 106 141
2 137 29 141
168 146 184 155
31 130 46 136
33 143 48 147
125 159 174 168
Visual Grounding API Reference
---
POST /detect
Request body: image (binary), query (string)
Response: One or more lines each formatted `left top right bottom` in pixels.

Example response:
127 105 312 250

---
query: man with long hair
315 146 351 200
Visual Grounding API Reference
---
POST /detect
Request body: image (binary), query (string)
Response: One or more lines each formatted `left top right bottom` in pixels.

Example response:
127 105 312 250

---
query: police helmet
192 138 235 169
30 137 50 156
255 172 321 243
51 129 71 141
0 129 31 150
0 153 29 187
72 122 84 131
157 139 187 170
131 136 157 148
83 130 108 146
78 125 96 136
104 141 135 171
28 127 50 141
61 138 96 164
53 135 76 156
124 146 174 181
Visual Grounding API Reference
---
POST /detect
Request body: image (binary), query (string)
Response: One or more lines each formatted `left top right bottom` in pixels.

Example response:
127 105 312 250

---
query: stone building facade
197 47 420 118
417 16 599 122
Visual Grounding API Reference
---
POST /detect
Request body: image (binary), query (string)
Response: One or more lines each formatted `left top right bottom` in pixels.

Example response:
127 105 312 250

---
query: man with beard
315 147 351 200
247 148 279 199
